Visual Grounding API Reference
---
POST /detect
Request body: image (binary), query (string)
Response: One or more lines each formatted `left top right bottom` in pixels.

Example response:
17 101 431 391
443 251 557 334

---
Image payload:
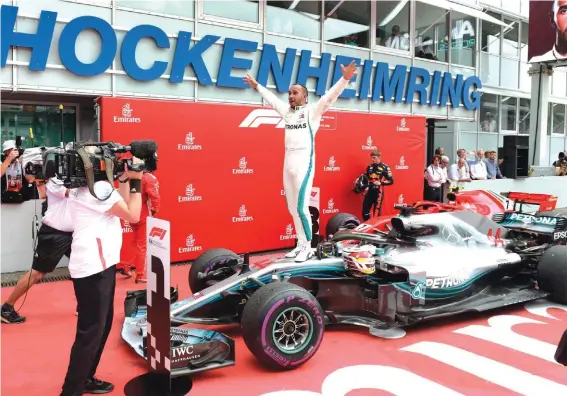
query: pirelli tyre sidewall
189 248 239 293
241 282 325 371
326 212 361 239
537 245 567 304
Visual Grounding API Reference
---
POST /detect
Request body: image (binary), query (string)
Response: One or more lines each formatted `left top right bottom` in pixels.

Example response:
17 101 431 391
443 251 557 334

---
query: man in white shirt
529 0 567 63
425 155 444 202
470 150 488 180
59 162 142 396
1 176 74 324
448 158 472 187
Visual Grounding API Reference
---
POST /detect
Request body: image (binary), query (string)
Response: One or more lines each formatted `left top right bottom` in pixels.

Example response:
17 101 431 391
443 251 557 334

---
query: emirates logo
233 156 254 174
396 156 409 170
398 194 405 204
178 132 202 151
122 103 133 118
362 136 377 150
286 224 293 235
324 156 340 172
179 234 202 253
178 184 202 203
397 117 410 132
323 198 339 214
233 204 253 222
186 234 195 247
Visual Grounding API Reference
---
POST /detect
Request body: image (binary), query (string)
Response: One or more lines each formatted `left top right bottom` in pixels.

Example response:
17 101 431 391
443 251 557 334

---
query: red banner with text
100 98 425 262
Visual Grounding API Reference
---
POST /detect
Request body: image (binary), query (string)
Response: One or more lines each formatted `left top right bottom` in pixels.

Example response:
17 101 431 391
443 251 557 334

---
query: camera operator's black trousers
60 266 116 396
362 189 381 221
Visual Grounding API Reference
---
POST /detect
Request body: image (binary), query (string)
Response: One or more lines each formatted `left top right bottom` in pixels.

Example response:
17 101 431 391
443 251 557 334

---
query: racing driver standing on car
243 61 357 262
362 150 394 221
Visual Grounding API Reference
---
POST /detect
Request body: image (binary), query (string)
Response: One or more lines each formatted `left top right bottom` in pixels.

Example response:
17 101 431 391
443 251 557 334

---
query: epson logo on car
554 231 567 240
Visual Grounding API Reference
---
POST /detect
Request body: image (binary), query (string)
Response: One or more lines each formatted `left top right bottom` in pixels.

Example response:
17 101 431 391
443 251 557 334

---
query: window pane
519 98 530 134
520 22 528 62
502 19 519 58
501 0 521 14
203 0 259 23
520 0 530 16
324 1 370 48
500 97 517 131
480 93 499 133
552 70 567 97
480 52 500 86
376 1 411 52
480 12 502 55
520 62 530 91
116 0 194 18
1 104 76 149
266 1 320 40
415 2 449 62
500 58 519 89
552 103 566 135
450 12 476 67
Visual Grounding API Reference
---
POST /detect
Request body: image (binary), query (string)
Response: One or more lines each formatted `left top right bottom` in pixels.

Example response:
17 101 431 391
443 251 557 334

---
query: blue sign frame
0 5 482 110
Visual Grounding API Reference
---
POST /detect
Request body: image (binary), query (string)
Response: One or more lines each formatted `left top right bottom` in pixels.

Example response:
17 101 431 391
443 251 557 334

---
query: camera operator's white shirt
42 177 73 232
67 181 123 279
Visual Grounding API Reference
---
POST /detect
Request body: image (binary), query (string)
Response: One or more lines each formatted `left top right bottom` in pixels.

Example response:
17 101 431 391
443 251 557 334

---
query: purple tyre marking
260 298 285 347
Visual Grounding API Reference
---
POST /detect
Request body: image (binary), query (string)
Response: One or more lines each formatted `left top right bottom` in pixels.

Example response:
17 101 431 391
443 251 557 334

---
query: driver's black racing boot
83 377 114 394
0 303 26 324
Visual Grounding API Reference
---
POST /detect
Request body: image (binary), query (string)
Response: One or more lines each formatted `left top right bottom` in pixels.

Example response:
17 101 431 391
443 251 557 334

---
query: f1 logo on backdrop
149 227 167 240
239 109 285 128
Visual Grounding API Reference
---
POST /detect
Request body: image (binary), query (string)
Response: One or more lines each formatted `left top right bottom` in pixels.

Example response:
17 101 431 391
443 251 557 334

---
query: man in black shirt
362 150 394 221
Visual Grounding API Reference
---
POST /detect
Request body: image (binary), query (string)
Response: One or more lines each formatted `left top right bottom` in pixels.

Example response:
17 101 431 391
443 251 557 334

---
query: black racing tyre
325 212 361 239
537 246 567 304
240 282 325 371
189 248 239 293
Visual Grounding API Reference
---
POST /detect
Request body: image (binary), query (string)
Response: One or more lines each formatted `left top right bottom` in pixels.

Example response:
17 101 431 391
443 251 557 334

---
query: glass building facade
1 0 565 166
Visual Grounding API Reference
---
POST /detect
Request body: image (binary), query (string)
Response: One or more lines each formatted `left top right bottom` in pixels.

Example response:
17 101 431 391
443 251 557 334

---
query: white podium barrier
460 177 567 208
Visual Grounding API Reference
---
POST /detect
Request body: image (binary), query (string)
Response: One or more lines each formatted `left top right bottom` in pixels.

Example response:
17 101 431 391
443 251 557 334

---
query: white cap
2 140 16 152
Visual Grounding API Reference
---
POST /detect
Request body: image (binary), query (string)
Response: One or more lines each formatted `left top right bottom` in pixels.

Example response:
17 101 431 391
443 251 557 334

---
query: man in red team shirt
117 170 161 283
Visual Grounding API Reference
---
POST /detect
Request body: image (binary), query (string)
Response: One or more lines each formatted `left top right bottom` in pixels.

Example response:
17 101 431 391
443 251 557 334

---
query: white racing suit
256 77 350 261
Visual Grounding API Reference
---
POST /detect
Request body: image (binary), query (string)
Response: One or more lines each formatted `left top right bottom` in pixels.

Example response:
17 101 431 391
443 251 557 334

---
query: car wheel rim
272 307 313 355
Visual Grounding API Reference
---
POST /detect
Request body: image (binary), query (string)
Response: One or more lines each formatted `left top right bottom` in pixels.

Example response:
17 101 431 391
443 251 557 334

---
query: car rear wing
500 192 558 212
492 212 567 235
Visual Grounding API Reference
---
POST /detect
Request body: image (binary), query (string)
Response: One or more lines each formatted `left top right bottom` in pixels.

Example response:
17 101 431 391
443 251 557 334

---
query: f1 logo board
146 217 172 377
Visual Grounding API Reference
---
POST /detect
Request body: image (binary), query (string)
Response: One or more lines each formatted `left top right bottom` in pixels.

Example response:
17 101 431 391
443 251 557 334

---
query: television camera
24 140 158 200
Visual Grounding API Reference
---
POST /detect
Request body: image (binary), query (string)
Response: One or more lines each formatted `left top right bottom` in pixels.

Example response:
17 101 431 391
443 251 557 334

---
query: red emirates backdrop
100 97 425 262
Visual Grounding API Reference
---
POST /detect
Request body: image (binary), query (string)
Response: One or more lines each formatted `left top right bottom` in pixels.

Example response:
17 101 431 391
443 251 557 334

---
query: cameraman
60 159 142 396
1 174 73 324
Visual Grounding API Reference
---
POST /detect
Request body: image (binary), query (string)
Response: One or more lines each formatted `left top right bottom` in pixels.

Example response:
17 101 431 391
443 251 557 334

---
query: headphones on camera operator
38 140 158 201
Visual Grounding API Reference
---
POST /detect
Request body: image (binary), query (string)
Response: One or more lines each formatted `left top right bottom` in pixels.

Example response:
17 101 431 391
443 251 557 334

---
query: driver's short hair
371 150 381 157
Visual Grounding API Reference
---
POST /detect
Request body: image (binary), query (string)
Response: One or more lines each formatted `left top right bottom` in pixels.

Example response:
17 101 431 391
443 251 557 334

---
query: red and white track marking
257 301 567 396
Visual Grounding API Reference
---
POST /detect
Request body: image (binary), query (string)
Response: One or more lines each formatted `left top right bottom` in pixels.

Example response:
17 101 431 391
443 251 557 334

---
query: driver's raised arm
310 77 350 120
255 84 290 118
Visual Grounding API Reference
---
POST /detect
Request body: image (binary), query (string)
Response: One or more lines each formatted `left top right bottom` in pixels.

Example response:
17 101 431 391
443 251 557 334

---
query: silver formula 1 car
122 205 567 373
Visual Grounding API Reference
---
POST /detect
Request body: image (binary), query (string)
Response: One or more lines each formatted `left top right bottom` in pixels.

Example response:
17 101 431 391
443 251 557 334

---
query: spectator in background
424 155 444 202
481 112 496 132
448 158 472 187
434 147 445 157
484 150 504 179
470 150 488 180
553 152 566 168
